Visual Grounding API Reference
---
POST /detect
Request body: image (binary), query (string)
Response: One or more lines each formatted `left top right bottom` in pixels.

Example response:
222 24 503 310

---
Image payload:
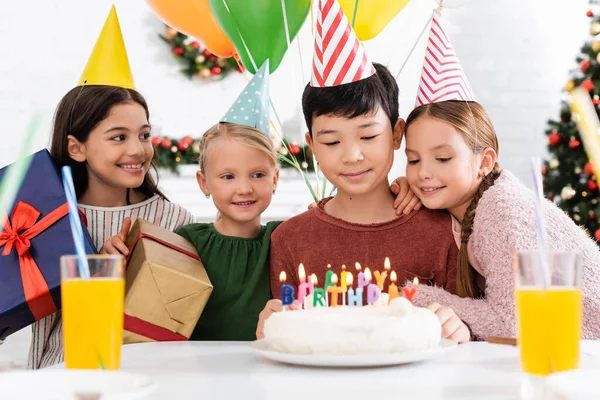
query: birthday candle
297 264 314 307
327 273 343 307
388 271 400 304
373 257 390 290
403 277 419 304
356 262 368 290
306 274 324 309
365 268 381 305
340 264 348 292
342 271 353 306
280 272 295 309
324 264 334 305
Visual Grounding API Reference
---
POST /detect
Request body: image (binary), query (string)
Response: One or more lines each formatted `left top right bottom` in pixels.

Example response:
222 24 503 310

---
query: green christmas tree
543 9 600 242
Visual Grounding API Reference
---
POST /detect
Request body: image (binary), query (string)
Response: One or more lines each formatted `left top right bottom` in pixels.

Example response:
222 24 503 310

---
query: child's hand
426 302 471 344
390 177 422 215
100 217 132 256
256 299 301 339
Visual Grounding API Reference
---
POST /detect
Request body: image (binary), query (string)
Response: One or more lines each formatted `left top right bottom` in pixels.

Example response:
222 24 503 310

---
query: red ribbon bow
0 201 69 320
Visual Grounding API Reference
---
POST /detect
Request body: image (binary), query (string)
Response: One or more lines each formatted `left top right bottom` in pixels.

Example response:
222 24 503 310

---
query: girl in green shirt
177 120 282 341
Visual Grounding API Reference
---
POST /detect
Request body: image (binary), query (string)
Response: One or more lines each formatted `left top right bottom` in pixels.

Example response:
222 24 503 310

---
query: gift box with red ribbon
0 149 96 340
123 219 212 344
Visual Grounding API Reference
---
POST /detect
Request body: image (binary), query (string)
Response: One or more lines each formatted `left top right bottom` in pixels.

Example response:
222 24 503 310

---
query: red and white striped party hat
311 0 375 87
415 11 475 106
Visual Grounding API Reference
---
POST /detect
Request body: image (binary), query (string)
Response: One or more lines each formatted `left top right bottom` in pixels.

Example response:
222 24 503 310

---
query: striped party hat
311 0 375 87
221 60 270 133
415 11 475 106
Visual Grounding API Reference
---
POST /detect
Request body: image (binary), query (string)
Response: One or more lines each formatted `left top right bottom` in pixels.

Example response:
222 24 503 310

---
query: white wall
0 0 591 184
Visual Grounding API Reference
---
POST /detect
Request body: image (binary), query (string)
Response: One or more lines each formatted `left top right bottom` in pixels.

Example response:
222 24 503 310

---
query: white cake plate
251 338 457 367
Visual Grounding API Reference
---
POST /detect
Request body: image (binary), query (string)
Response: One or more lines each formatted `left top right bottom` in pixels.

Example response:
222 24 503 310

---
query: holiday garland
152 135 315 174
543 9 600 242
157 26 315 175
160 26 242 80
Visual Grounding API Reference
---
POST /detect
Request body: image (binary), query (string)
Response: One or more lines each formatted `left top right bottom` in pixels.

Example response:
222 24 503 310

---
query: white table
108 341 600 400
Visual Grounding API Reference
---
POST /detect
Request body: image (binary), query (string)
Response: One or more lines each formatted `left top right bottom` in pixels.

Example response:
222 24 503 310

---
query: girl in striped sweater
27 85 193 369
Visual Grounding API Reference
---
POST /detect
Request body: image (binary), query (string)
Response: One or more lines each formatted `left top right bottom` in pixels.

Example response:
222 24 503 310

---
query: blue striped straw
61 166 90 279
531 157 550 288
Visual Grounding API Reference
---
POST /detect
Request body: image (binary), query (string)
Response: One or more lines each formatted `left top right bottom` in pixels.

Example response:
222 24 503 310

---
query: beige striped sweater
27 195 194 369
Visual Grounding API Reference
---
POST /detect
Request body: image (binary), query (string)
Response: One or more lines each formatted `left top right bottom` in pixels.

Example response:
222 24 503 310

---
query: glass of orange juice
515 250 582 378
61 255 125 370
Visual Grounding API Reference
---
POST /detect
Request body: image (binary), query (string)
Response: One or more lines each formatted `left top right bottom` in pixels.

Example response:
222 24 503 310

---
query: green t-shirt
177 221 281 341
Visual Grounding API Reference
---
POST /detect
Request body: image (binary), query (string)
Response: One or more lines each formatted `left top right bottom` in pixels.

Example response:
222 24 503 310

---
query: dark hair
49 85 166 200
406 101 501 298
302 63 399 136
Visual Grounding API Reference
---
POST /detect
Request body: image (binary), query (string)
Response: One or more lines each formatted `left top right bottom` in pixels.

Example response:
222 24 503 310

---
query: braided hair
405 101 501 298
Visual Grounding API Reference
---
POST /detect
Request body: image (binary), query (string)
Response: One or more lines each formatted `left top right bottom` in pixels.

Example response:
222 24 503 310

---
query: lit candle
327 273 343 307
402 277 419 304
373 257 390 291
297 264 314 307
365 268 381 305
280 271 295 310
324 264 334 305
340 264 348 293
356 262 368 290
342 271 353 306
388 271 399 304
306 274 325 308
348 266 363 307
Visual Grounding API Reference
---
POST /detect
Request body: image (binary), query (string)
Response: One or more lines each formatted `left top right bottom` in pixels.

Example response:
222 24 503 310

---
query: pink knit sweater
413 170 600 340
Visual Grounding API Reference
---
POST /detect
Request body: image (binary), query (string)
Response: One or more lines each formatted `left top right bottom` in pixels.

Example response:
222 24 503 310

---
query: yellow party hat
78 5 135 89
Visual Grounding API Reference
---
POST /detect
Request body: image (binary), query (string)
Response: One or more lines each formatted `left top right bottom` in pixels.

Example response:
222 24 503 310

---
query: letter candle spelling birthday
347 268 363 308
280 271 295 309
327 273 343 307
373 257 390 290
365 268 381 305
297 264 314 307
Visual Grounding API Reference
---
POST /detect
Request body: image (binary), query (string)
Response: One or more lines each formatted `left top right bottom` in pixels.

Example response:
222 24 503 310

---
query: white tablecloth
90 340 600 400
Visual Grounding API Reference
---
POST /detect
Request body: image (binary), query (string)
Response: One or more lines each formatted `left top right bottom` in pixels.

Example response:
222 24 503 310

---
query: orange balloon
146 0 235 58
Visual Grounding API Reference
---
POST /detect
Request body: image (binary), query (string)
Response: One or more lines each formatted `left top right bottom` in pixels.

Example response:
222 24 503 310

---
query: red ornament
160 139 172 149
587 10 594 17
585 162 596 176
190 41 200 50
178 141 190 151
151 136 163 147
594 98 600 105
590 211 596 220
180 135 194 145
209 55 217 62
548 131 561 147
211 67 222 75
595 229 600 241
580 60 592 73
541 166 547 175
588 180 598 191
289 143 301 155
173 47 185 56
569 138 582 149
203 49 212 57
582 79 595 92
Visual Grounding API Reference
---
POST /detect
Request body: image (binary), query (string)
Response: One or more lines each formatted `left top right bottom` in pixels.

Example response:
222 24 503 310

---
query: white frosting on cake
264 298 442 354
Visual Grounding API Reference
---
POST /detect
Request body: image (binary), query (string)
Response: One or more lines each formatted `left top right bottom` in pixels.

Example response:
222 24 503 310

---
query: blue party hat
221 60 270 133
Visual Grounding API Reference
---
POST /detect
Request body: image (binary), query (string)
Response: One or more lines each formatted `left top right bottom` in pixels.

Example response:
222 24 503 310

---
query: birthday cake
263 298 442 355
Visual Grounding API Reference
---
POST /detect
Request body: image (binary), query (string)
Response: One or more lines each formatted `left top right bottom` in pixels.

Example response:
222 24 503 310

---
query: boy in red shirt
257 0 469 344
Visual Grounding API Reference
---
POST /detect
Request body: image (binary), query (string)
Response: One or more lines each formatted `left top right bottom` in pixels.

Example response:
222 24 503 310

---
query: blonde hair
405 101 502 298
199 122 277 172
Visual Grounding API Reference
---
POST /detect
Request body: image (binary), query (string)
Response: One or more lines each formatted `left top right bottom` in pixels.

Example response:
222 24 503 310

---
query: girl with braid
393 100 600 340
